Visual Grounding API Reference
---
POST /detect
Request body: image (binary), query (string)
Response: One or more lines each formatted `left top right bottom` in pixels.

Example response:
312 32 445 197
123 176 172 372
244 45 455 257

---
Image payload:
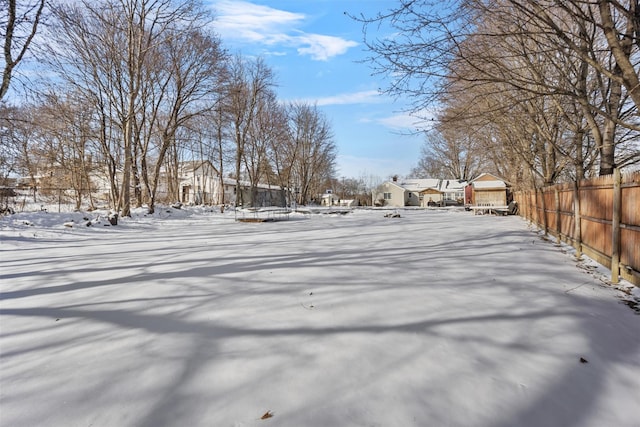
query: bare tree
412 129 485 180
287 102 336 205
139 26 226 214
0 104 21 184
513 0 640 111
210 100 234 206
36 91 100 210
244 89 286 206
46 0 224 214
0 104 42 198
226 55 275 207
355 0 639 181
478 0 639 175
262 99 291 207
1 0 45 101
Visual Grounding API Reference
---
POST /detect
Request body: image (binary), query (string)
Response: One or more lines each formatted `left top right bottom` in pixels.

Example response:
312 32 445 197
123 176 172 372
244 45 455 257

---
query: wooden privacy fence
513 169 640 286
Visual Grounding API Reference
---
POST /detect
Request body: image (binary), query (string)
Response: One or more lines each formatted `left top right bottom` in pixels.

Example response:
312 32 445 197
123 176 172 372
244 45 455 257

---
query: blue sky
206 0 429 180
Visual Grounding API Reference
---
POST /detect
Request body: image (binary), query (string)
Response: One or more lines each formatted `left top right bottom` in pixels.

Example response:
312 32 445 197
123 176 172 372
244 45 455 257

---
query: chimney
392 175 398 182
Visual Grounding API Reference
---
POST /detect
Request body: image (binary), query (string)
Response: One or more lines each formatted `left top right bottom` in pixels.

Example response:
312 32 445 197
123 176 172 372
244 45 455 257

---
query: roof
472 180 506 190
420 188 443 194
439 179 467 191
179 160 218 175
223 178 283 191
470 173 508 184
399 178 441 191
396 178 467 192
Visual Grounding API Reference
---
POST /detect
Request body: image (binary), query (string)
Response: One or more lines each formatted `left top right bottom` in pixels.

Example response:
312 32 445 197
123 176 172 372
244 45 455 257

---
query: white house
321 192 340 206
321 191 358 207
178 161 222 205
372 177 467 207
176 161 286 207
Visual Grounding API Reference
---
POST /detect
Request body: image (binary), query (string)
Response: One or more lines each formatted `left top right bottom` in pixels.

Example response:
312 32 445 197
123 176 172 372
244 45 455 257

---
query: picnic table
468 201 519 216
468 205 510 215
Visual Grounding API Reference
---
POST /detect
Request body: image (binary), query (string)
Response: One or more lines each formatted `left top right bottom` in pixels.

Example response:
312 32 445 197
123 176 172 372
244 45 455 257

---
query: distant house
173 161 286 207
372 176 467 207
225 178 286 207
321 192 340 206
372 177 414 207
178 161 222 205
466 173 509 206
435 179 467 206
321 192 358 207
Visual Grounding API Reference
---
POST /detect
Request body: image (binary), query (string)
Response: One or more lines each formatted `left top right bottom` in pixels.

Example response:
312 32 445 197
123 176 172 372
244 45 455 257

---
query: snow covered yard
1 208 639 427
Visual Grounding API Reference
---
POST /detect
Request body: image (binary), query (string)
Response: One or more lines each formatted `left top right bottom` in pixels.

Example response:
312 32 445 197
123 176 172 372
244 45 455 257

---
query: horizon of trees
6 1 637 212
0 0 353 214
357 0 639 190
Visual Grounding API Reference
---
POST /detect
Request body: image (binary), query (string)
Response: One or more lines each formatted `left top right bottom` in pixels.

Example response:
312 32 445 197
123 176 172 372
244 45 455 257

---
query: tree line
357 0 639 189
1 0 337 215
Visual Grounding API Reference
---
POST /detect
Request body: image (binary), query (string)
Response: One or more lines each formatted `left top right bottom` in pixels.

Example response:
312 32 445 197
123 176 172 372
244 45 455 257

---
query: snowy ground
1 207 639 427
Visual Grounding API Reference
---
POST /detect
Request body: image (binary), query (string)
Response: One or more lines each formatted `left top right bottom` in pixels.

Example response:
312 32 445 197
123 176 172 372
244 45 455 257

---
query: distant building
177 161 221 205
465 173 509 206
372 176 467 207
163 161 286 207
321 192 358 207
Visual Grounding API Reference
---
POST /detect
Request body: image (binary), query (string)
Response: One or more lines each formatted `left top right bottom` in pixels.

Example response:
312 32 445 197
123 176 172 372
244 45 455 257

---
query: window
444 192 463 201
383 192 392 200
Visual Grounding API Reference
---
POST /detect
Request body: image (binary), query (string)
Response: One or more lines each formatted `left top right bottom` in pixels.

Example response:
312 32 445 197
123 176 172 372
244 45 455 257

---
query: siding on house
223 178 287 207
372 181 407 207
175 162 287 207
178 161 222 205
374 178 467 208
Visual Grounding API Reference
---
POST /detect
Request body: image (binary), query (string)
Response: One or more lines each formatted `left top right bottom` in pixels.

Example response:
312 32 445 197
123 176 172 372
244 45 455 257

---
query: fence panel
621 174 640 274
513 170 640 286
558 185 575 239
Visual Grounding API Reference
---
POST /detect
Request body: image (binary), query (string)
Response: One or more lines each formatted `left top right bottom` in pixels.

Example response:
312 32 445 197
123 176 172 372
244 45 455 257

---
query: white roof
473 180 506 189
223 178 282 191
391 178 468 192
398 179 440 191
439 180 467 191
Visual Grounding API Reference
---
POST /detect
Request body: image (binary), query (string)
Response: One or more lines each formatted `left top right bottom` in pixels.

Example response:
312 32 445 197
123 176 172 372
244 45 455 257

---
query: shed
468 173 508 206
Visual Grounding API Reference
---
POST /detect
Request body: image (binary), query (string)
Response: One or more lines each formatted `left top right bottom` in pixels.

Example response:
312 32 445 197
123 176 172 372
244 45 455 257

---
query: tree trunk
600 68 622 176
598 0 640 111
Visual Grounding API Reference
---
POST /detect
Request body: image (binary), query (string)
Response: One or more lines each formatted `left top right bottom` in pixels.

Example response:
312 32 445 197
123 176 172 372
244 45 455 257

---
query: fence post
533 189 538 226
611 168 621 283
540 187 548 236
555 188 561 243
573 180 582 258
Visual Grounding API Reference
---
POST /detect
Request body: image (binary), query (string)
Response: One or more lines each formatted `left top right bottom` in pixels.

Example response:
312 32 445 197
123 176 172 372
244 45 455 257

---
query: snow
1 206 639 427
472 180 507 189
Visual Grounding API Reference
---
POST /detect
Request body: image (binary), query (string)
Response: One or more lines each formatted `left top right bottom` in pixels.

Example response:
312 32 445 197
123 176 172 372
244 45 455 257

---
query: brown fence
513 169 640 286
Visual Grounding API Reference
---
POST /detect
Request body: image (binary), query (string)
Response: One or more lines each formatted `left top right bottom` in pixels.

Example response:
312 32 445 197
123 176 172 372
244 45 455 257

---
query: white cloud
375 109 437 131
210 0 357 60
212 0 304 42
296 33 358 61
376 114 423 130
295 90 382 106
